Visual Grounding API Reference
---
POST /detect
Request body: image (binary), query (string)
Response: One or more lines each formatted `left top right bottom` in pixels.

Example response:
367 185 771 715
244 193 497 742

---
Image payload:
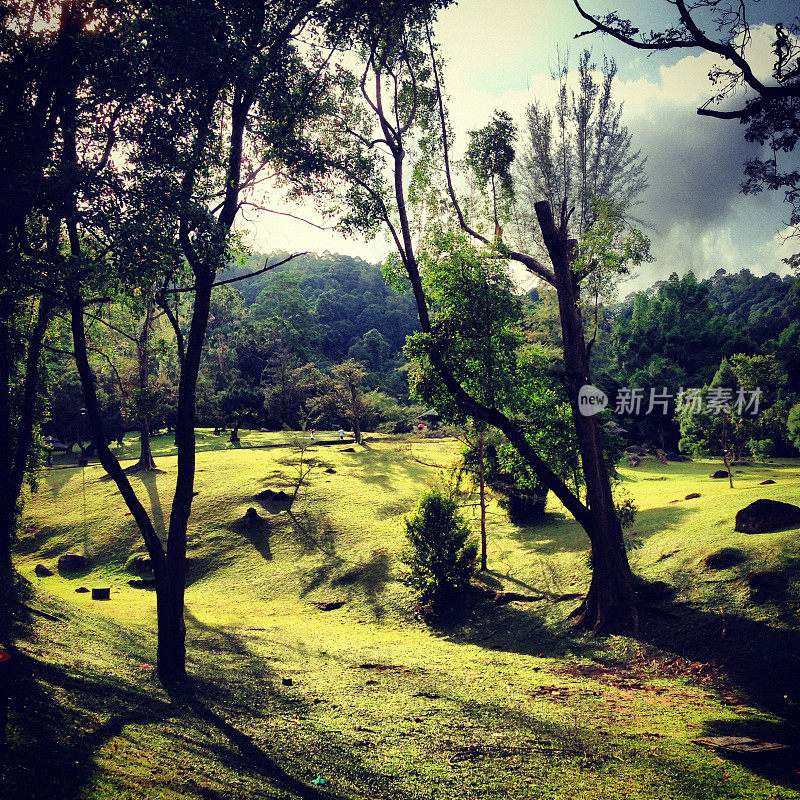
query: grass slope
3 432 800 800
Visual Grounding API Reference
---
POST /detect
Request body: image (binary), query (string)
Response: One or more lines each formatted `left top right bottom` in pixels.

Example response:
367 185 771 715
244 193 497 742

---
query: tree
60 0 417 687
0 0 92 572
310 359 371 442
406 228 529 570
677 354 791 479
401 487 477 609
220 383 264 443
319 26 649 631
572 0 800 266
434 52 651 632
515 51 647 240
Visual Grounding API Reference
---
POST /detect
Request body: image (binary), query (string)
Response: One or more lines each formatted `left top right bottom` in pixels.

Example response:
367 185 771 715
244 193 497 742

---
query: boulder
242 507 263 526
735 498 800 534
655 449 668 464
625 445 646 455
709 470 729 479
91 587 110 600
75 586 89 593
58 552 88 571
255 488 291 502
666 452 690 462
759 479 776 485
129 556 152 573
34 563 53 577
128 578 156 588
627 455 640 467
685 493 701 500
504 489 547 524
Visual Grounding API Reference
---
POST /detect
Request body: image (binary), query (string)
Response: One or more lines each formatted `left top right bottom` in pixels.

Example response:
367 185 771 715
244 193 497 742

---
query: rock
703 548 746 569
255 489 291 503
34 563 53 577
75 586 89 593
625 445 646 455
129 556 152 573
759 479 776 485
282 677 293 686
504 489 547 524
655 449 668 464
58 552 88 571
735 498 800 534
685 493 701 500
666 452 690 462
243 507 262 526
748 570 785 595
128 578 156 588
340 447 356 453
627 455 640 467
325 468 336 474
312 600 346 611
91 587 110 600
709 470 729 479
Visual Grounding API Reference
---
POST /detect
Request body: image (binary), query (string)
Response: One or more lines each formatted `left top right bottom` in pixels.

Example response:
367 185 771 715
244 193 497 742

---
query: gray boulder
735 498 800 534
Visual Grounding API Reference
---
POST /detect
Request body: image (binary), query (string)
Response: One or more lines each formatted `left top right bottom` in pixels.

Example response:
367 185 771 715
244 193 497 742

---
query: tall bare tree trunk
535 201 637 633
0 294 53 572
478 430 487 571
134 292 157 471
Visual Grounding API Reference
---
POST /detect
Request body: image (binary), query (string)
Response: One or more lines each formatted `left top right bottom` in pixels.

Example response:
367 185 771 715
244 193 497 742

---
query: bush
400 489 477 608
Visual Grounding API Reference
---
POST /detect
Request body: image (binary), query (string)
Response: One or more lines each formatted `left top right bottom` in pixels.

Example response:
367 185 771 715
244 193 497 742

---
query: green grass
4 438 800 799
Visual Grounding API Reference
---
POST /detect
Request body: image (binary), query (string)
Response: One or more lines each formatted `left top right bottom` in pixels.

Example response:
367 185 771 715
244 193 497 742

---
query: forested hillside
604 269 800 452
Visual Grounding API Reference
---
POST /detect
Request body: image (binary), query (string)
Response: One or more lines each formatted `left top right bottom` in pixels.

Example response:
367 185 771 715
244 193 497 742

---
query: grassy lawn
4 436 800 799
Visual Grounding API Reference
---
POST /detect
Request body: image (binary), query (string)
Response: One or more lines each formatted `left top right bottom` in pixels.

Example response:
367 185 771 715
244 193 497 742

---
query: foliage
514 50 647 240
400 488 477 608
676 354 793 462
788 403 800 452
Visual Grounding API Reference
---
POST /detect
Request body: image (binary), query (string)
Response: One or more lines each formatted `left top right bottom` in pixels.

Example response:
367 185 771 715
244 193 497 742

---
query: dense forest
43 256 800 465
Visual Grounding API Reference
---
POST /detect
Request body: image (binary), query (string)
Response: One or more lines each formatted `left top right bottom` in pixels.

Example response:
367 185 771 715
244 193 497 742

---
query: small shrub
400 488 477 608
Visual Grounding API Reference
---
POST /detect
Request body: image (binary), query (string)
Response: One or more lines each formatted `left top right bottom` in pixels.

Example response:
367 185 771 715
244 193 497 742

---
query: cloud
442 25 795 290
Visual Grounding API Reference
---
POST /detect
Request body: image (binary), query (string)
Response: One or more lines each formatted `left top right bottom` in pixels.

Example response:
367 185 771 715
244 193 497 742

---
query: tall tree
0 0 120 573
317 26 649 631
433 50 650 632
60 0 448 687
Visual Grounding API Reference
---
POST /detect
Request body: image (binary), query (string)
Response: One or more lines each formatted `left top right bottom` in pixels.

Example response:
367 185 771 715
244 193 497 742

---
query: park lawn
4 437 800 800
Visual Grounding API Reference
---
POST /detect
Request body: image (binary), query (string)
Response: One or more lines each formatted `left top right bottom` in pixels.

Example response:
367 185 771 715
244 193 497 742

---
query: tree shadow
183 698 341 800
331 550 391 619
180 612 361 800
1 595 176 800
134 471 166 537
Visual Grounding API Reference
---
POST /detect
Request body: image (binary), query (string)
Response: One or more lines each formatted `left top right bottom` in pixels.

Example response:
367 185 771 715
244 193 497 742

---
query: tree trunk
0 293 53 571
134 292 157 471
0 309 13 571
478 430 487 571
534 201 637 634
229 422 240 443
136 418 157 471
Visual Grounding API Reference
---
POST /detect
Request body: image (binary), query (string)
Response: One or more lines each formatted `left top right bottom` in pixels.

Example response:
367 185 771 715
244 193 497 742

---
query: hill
4 434 800 799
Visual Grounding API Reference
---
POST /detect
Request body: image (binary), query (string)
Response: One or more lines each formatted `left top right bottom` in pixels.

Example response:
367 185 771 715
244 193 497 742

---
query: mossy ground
3 431 800 799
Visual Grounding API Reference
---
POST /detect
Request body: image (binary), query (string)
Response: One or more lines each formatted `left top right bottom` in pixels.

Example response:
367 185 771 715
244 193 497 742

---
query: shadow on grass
331 550 391 620
228 514 273 561
135 471 166 537
1 589 176 800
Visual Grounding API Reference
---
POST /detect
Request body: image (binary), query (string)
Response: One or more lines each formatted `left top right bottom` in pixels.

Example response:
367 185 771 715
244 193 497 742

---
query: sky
245 0 800 294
